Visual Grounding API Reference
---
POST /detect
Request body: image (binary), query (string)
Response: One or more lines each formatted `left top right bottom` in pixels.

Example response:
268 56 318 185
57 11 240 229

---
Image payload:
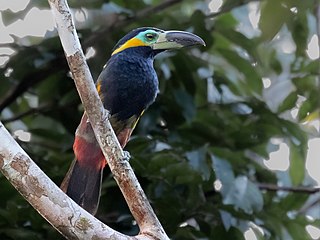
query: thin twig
2 103 54 123
134 0 182 18
257 183 320 194
205 183 320 199
206 0 263 19
298 196 320 215
0 56 66 113
2 101 78 124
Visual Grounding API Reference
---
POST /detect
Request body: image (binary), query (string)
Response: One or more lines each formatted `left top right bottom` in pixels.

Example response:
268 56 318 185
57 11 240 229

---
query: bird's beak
152 30 206 50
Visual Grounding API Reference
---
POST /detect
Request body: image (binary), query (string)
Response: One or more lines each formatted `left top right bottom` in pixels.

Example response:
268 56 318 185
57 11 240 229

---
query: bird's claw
103 111 111 122
122 151 131 161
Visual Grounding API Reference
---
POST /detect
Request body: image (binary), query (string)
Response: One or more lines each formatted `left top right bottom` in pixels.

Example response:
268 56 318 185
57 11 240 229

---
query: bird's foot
122 151 131 162
103 110 111 122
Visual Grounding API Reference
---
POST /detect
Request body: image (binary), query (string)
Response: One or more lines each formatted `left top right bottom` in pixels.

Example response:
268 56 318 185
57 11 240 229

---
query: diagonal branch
0 122 138 240
1 100 78 124
134 0 182 18
206 0 263 19
48 0 169 239
0 56 66 113
257 183 320 194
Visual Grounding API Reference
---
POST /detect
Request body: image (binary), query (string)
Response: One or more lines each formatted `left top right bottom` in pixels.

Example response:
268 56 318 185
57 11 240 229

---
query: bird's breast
98 54 159 120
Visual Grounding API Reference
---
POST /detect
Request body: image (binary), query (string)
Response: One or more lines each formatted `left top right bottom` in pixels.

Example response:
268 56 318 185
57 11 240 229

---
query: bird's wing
109 110 144 148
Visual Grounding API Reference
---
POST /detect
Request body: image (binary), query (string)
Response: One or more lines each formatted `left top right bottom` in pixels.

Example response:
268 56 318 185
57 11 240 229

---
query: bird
61 27 205 215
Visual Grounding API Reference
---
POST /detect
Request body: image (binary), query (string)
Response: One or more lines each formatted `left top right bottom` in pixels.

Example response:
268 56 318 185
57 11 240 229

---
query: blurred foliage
0 0 320 239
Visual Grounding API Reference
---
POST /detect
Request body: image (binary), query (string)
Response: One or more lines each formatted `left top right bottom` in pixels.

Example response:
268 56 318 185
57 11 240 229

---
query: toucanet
61 27 205 215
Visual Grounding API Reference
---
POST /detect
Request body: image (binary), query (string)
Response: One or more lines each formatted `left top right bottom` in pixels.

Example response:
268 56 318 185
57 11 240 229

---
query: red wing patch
73 136 106 170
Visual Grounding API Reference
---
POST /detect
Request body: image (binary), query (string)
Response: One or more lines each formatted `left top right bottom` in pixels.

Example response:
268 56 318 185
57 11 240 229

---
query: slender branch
1 100 78 124
0 122 137 240
206 0 263 19
1 103 54 123
0 43 21 48
205 183 320 198
48 0 169 239
0 56 66 113
257 183 320 194
134 0 182 18
298 196 320 215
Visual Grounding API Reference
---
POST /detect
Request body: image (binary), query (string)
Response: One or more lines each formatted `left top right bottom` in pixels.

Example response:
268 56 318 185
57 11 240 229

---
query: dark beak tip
166 31 206 48
185 36 206 48
195 34 206 47
191 37 206 48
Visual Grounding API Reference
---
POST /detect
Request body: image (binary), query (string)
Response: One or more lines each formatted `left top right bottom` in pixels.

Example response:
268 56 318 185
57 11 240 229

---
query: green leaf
148 151 180 173
186 146 212 181
214 13 238 29
217 48 263 95
279 193 309 211
277 91 298 113
212 226 245 240
173 89 196 122
217 28 258 58
1 9 26 26
223 176 263 214
290 11 309 56
285 216 311 240
251 227 265 240
219 210 235 230
297 89 319 121
0 228 41 239
289 141 305 185
212 156 235 195
259 0 291 41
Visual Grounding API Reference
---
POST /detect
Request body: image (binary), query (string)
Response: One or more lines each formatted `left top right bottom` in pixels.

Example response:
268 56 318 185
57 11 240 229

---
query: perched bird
61 27 205 215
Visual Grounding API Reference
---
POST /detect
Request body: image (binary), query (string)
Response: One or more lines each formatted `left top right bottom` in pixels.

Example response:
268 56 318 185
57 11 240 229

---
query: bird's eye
146 33 155 41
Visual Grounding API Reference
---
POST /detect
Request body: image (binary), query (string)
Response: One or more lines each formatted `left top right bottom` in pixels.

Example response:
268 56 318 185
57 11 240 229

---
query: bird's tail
61 114 105 215
61 157 104 215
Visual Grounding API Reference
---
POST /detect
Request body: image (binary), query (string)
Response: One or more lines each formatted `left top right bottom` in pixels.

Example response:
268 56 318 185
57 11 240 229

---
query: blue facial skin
134 29 160 44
